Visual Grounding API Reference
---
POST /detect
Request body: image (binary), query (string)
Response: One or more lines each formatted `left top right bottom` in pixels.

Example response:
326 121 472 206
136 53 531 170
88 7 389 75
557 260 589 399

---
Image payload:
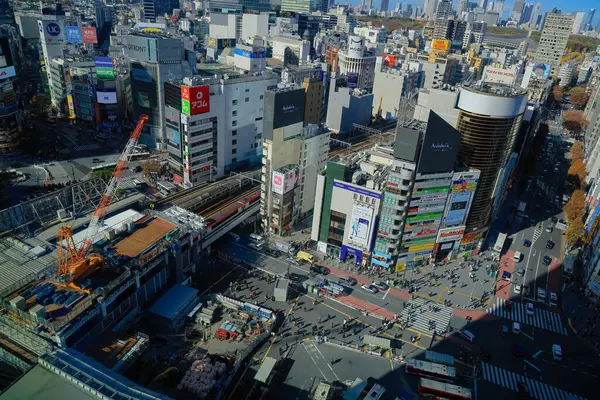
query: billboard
528 62 550 81
483 66 516 85
67 95 76 119
38 20 65 44
81 27 98 44
393 126 421 162
94 56 115 79
66 26 82 43
96 90 118 104
181 85 210 115
347 36 365 58
436 226 466 243
234 48 266 58
282 168 298 194
263 88 305 140
347 72 358 88
0 39 15 81
348 203 374 247
132 68 152 83
137 22 166 32
207 37 235 49
417 111 460 174
272 171 285 195
381 54 396 67
166 127 181 146
431 39 450 51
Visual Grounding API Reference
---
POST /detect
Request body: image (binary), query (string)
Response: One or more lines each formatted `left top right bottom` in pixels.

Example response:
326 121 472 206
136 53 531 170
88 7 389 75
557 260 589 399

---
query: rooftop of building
463 81 527 98
112 215 177 258
147 283 198 321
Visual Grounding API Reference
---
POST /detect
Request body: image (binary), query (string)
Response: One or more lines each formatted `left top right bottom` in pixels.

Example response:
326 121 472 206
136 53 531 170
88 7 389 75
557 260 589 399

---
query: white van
552 344 563 361
537 288 546 302
513 251 522 262
512 322 521 334
459 329 476 342
249 233 264 244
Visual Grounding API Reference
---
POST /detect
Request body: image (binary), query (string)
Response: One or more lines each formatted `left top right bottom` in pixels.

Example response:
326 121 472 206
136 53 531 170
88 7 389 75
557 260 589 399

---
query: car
523 239 532 247
338 276 357 286
537 287 546 301
134 165 143 173
361 284 378 294
543 255 552 266
310 265 329 275
549 292 558 307
526 302 534 316
516 269 525 277
264 248 280 257
287 272 306 283
551 216 558 223
513 284 522 294
286 257 300 266
373 281 389 291
502 271 512 281
546 240 554 249
513 344 525 357
92 158 102 163
545 225 553 233
552 344 563 361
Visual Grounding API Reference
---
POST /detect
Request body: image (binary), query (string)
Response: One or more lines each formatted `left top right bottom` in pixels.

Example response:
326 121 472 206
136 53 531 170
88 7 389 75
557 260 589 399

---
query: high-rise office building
380 0 389 13
584 8 596 31
520 3 533 25
572 11 586 34
510 0 525 22
436 0 453 19
529 3 541 29
457 0 469 16
493 0 504 14
424 0 439 20
535 12 575 76
455 85 527 236
38 4 67 107
143 0 179 23
0 23 21 153
95 1 114 49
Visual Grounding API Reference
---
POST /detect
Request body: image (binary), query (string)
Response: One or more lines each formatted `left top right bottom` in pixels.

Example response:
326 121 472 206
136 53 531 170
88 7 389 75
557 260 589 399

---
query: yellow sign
208 37 217 47
67 95 76 119
407 47 417 54
395 262 406 273
408 243 435 252
140 27 163 33
432 39 450 51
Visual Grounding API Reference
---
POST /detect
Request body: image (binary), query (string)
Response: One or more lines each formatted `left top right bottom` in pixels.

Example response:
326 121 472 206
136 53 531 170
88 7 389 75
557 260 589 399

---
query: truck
275 242 296 256
296 251 314 264
493 232 507 254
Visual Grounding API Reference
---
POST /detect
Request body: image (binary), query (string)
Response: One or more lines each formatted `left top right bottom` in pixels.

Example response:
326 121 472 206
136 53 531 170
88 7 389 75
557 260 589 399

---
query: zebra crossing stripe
549 385 562 400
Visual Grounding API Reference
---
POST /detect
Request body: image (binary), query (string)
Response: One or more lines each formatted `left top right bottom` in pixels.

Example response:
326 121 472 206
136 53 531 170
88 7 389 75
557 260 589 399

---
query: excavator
54 115 149 293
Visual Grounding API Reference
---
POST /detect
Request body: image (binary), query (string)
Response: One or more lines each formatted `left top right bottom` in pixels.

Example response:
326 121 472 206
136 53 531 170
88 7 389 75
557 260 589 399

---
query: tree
141 160 163 177
564 189 586 222
552 86 564 102
567 159 587 187
90 170 112 183
568 87 585 95
562 110 589 134
570 141 584 161
570 92 589 109
565 219 585 246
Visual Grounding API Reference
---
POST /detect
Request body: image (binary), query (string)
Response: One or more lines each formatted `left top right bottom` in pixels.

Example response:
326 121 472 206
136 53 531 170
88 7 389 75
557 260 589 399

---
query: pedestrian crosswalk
399 297 453 335
532 223 543 244
481 362 586 400
59 144 101 154
486 298 567 335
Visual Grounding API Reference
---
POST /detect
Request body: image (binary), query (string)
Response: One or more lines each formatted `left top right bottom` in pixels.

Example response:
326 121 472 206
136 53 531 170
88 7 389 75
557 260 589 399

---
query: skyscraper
535 12 575 76
457 0 469 16
436 0 453 19
493 0 504 14
584 8 596 31
520 3 533 25
529 3 541 29
424 0 439 20
510 0 525 22
95 1 114 49
380 0 389 13
143 0 179 23
572 11 586 34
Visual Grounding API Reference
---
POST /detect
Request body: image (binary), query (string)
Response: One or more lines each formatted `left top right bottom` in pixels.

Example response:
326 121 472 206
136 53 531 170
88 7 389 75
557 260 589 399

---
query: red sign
274 175 283 186
199 165 210 172
173 174 183 184
381 54 396 67
189 85 210 115
81 27 97 44
181 86 190 101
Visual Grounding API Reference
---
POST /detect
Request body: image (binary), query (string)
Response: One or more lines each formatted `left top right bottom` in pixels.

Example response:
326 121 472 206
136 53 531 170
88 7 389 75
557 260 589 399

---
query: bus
493 232 507 254
425 351 455 366
91 161 117 172
157 181 176 197
418 378 472 400
405 358 456 382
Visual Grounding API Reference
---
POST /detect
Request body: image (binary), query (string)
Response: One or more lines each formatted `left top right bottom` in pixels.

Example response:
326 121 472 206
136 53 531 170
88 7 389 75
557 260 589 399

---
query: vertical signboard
348 204 374 247
67 95 76 119
181 85 210 115
94 56 115 79
65 26 82 43
0 39 15 80
81 27 98 44
272 171 285 195
38 20 65 44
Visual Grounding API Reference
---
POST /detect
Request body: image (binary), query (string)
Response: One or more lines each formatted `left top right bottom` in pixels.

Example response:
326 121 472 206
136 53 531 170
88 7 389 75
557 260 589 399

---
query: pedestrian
331 321 334 328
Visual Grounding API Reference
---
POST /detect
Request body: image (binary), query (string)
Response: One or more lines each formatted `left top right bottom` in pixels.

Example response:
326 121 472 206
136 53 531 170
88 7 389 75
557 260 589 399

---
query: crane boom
77 115 149 258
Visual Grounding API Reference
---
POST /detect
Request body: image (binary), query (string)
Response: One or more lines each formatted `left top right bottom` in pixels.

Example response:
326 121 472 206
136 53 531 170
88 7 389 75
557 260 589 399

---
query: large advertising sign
207 37 235 49
437 226 466 243
166 127 181 146
137 22 166 32
234 48 266 58
451 177 478 193
67 95 76 119
283 168 298 194
431 39 450 51
443 191 471 226
347 72 358 88
263 88 305 140
417 111 460 174
528 62 550 81
181 85 210 115
371 251 391 268
272 171 285 195
333 181 381 199
94 56 115 79
66 26 82 43
38 20 65 44
381 54 396 67
96 90 118 104
483 65 516 85
81 27 98 44
132 68 152 83
0 39 15 81
347 36 364 58
348 203 374 247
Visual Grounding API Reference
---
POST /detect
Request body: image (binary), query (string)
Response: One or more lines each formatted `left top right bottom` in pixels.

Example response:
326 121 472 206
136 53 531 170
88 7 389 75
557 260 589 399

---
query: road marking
311 341 340 381
302 343 329 380
533 350 543 359
382 288 390 300
533 253 541 298
524 359 541 373
521 331 534 340
261 297 298 362
436 286 445 302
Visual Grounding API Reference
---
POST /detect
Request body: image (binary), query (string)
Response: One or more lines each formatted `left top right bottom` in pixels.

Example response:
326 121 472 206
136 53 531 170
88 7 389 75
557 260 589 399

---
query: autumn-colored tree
565 219 585 246
570 92 589 108
567 159 587 187
141 160 164 176
570 141 584 161
553 85 565 102
563 109 589 134
568 87 586 95
564 189 586 222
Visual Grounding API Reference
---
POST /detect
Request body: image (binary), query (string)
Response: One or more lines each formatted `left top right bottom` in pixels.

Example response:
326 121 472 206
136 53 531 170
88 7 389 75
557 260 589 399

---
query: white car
537 288 546 301
513 284 522 294
526 302 535 316
546 225 553 233
361 284 378 294
552 344 563 361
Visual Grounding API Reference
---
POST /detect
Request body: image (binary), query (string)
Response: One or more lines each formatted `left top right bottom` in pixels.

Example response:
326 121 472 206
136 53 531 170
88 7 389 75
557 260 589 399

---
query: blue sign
47 22 61 36
94 56 114 68
233 48 266 58
333 181 381 199
66 26 82 43
131 68 152 83
372 251 391 268
166 127 181 146
340 245 363 266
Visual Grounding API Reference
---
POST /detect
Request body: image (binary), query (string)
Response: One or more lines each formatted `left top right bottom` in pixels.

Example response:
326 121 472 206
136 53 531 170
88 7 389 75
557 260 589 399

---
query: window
232 120 237 126
245 97 249 102
232 130 237 136
232 158 237 163
245 88 250 92
232 139 237 145
232 99 238 105
232 149 237 154
260 94 264 99
232 110 237 116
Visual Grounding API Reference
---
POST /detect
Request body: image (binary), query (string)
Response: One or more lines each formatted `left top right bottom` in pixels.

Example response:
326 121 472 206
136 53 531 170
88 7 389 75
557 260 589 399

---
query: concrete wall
372 70 405 120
